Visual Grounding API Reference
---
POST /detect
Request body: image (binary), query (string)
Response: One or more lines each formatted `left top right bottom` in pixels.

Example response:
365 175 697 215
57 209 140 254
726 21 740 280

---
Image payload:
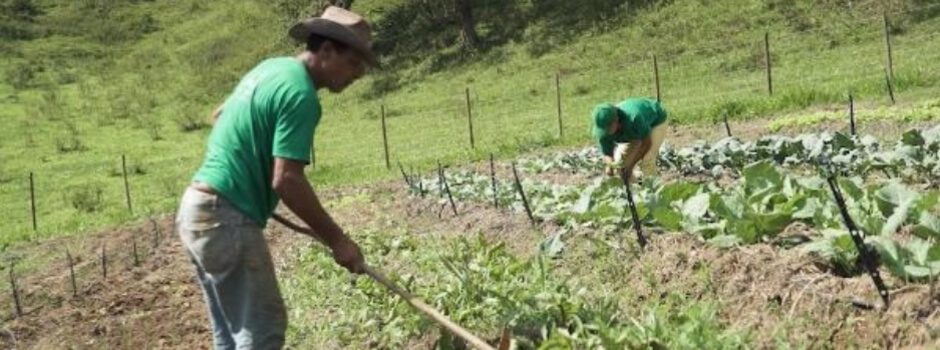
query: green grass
3 0 940 245
767 98 940 131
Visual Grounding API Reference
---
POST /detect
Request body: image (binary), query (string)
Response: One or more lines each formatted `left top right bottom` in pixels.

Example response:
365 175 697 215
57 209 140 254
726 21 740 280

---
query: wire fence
312 11 940 179
2 7 940 244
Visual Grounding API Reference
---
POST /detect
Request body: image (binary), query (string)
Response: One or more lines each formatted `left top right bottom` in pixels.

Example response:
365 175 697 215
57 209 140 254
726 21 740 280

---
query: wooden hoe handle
271 214 498 350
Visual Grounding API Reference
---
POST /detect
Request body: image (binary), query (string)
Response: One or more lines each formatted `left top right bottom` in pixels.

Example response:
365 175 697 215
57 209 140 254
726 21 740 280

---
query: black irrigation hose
511 163 536 226
398 162 413 189
620 172 648 250
438 162 458 216
821 158 890 309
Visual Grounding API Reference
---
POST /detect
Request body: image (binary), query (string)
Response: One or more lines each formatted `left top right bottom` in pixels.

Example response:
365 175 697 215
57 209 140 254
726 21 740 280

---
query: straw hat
288 6 378 66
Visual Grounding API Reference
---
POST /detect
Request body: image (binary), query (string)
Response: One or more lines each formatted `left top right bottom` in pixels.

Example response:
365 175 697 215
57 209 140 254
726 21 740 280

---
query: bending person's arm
272 158 364 273
620 137 652 182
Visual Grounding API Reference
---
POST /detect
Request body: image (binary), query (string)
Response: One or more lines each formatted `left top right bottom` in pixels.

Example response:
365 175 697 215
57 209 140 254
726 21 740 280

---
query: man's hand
603 155 620 177
273 157 366 274
329 236 365 274
619 166 636 184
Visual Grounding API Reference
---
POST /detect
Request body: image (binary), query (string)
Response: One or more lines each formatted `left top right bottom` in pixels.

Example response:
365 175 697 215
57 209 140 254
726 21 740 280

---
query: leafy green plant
768 99 940 131
415 156 940 281
802 229 863 277
520 125 940 185
316 235 750 349
913 212 940 241
868 236 940 281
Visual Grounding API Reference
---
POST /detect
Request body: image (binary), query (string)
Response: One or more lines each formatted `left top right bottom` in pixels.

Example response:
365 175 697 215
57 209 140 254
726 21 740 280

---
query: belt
189 182 218 195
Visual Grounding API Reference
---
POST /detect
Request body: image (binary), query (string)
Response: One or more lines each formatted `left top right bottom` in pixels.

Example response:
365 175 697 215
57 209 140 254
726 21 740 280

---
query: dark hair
306 34 349 52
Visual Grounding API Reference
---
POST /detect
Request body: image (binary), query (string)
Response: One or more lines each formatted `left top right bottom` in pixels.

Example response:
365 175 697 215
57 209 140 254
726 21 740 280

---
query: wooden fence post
849 93 856 135
765 32 773 96
723 115 733 137
465 88 475 149
101 244 107 279
29 172 37 232
9 266 22 317
885 69 896 104
490 154 498 209
883 12 894 80
555 73 563 138
122 155 133 214
381 105 391 169
652 54 661 101
67 248 77 297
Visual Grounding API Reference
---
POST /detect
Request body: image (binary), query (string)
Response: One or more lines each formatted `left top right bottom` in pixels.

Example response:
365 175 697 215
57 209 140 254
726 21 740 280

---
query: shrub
175 114 209 132
55 136 86 153
67 185 103 213
4 61 38 89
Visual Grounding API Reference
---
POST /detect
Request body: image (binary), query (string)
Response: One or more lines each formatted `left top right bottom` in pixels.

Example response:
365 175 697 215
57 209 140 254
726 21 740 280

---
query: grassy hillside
1 0 940 245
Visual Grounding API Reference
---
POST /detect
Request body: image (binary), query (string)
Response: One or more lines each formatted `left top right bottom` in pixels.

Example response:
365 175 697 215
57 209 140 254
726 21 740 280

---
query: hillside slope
1 0 939 242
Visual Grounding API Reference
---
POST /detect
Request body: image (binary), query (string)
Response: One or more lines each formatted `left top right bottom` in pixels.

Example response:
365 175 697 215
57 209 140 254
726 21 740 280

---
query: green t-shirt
193 57 321 226
597 98 667 156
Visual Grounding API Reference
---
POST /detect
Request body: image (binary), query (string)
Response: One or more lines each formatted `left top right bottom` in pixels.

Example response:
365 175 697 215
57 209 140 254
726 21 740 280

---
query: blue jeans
176 187 286 350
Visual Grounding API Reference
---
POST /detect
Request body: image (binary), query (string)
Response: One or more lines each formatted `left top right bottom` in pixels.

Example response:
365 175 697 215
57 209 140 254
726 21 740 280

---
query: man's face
320 42 367 92
607 116 621 135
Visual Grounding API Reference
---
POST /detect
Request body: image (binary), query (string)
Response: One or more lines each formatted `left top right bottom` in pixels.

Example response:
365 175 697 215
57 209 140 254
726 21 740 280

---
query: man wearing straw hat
591 97 669 182
175 6 377 349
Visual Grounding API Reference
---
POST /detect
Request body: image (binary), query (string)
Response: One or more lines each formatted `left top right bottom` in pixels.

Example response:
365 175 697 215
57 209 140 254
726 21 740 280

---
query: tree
5 62 37 89
4 0 42 21
454 0 479 49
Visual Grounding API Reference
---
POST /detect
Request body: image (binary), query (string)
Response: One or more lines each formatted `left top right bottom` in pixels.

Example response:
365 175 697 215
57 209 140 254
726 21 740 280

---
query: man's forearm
624 139 652 170
274 172 345 245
